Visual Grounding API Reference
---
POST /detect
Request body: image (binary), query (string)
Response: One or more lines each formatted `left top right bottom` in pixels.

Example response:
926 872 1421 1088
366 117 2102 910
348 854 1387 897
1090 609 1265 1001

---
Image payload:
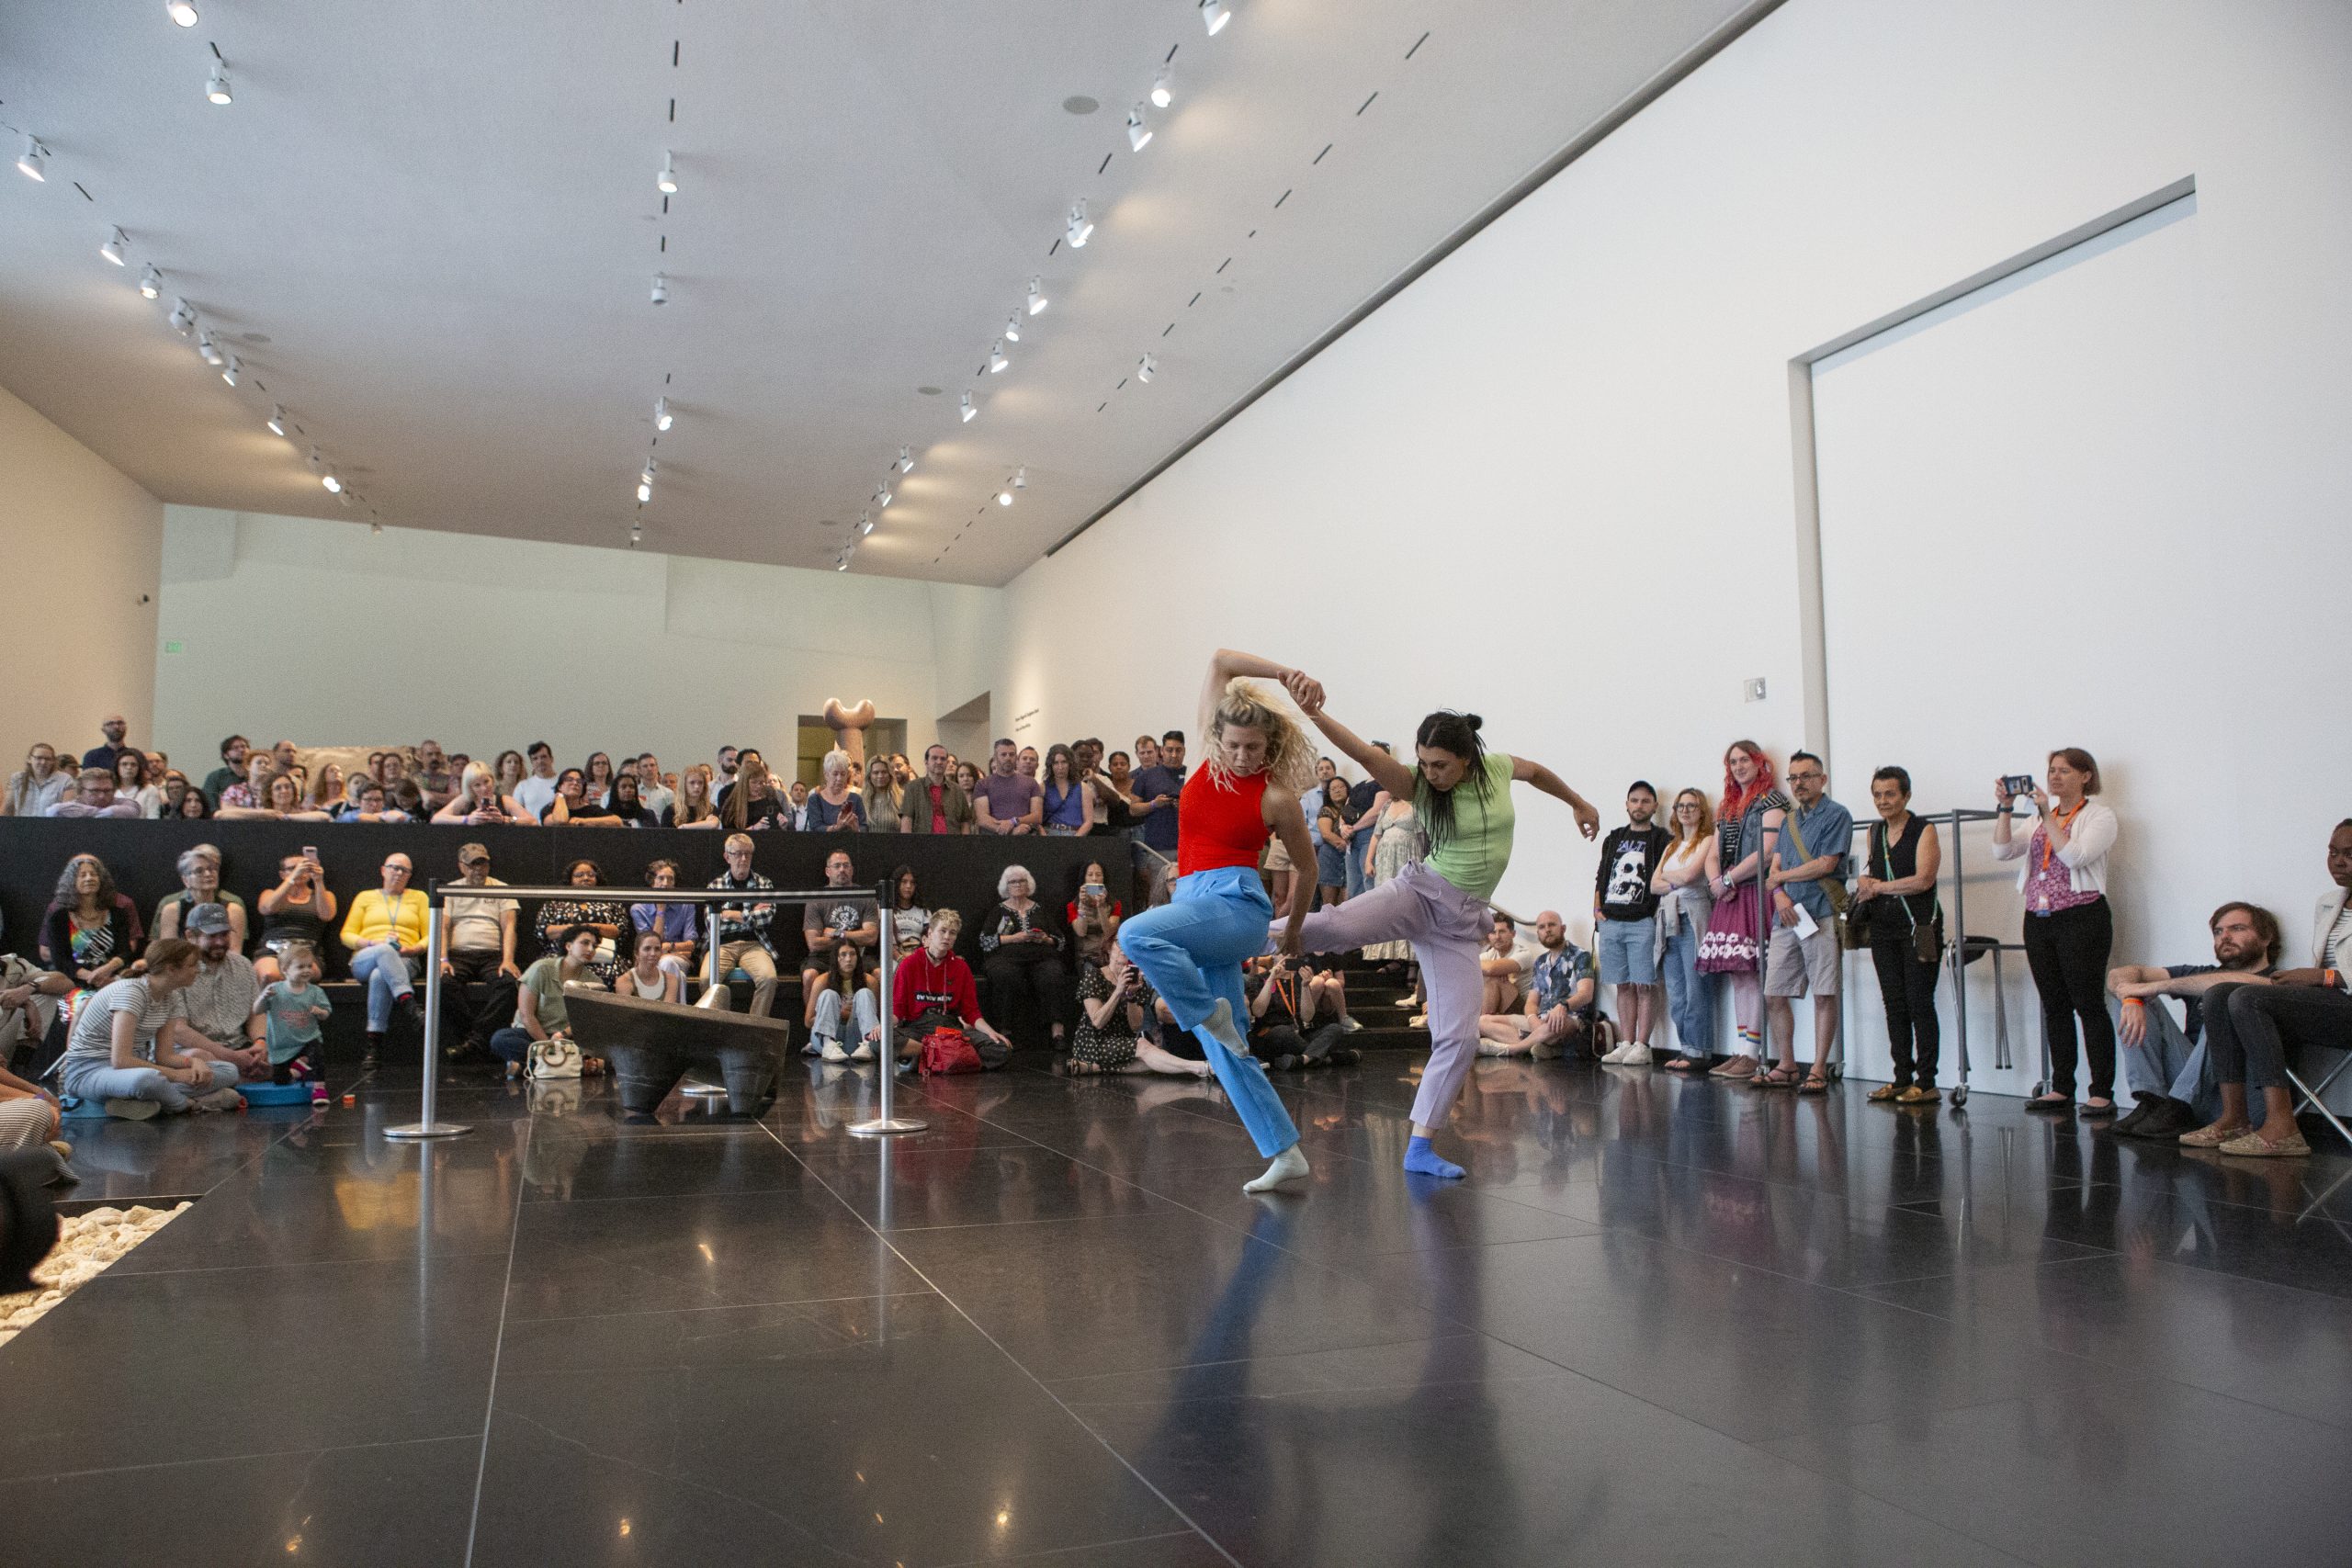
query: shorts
1763 919 1841 998
1263 835 1293 874
1596 916 1657 986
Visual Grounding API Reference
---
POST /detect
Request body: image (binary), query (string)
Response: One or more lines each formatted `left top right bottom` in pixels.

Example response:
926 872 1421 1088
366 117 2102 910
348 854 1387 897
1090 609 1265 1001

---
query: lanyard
2038 800 2085 873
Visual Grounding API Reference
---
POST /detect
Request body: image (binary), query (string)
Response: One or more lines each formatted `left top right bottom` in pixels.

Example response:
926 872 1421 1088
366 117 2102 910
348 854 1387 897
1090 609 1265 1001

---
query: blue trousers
1117 865 1300 1158
812 986 880 1047
350 942 414 1032
1345 829 1374 897
1661 921 1717 1056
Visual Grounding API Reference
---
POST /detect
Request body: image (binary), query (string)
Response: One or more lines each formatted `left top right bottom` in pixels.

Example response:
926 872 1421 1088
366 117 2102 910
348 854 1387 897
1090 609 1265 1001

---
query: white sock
1242 1145 1310 1193
1200 998 1249 1055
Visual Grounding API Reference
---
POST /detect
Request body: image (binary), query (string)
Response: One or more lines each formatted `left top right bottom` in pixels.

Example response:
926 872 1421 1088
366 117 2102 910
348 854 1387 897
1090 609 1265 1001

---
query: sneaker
820 1041 848 1063
2218 1128 2312 1158
2130 1097 2198 1141
1408 1014 1428 1029
1340 1016 1363 1033
1617 1044 1652 1066
849 1042 874 1062
104 1097 161 1121
311 1083 330 1106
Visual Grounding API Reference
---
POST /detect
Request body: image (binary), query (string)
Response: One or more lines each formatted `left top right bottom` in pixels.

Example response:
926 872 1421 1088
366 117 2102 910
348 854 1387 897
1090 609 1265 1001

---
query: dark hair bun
1463 714 1484 731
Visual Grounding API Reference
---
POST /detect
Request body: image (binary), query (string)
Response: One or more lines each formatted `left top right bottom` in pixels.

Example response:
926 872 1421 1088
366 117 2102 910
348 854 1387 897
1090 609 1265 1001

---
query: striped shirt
63 976 187 1066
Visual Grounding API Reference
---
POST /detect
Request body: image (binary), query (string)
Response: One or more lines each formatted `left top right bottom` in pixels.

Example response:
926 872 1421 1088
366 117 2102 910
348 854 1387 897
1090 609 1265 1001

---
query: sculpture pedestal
563 987 789 1117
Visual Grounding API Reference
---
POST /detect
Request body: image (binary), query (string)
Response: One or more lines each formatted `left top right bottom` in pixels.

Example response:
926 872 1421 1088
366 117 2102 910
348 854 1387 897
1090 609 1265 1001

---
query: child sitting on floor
254 941 334 1105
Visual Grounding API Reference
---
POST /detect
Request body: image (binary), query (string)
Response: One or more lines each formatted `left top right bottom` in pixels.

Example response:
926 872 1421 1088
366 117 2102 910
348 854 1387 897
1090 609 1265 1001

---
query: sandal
1664 1055 1709 1074
1798 1073 1831 1095
1753 1066 1801 1089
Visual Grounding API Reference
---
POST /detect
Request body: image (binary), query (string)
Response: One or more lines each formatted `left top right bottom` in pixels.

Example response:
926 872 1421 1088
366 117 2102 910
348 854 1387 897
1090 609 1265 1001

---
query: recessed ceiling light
1026 276 1047 316
1062 96 1099 116
99 227 128 265
1151 67 1174 108
165 1 199 26
17 137 47 182
266 404 288 435
1200 0 1230 36
1126 106 1153 152
654 396 673 431
1066 199 1092 249
657 151 678 195
138 264 163 299
205 64 232 106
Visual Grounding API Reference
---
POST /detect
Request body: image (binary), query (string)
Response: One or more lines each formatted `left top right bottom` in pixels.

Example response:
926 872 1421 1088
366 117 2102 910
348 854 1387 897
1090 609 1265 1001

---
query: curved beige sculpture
822 698 877 769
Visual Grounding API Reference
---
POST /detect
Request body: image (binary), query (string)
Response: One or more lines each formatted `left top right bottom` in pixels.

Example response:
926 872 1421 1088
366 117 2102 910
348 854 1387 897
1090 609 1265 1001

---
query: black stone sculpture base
562 988 790 1117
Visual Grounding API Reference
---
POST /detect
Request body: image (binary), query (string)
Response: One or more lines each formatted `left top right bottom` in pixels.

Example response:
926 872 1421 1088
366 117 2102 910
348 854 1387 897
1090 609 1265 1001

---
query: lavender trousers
1298 863 1490 1129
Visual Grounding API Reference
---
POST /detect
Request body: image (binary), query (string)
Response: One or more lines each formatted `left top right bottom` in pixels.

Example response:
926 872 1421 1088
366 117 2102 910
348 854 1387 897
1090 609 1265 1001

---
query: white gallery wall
154 506 1007 777
1 386 164 756
989 0 2352 1071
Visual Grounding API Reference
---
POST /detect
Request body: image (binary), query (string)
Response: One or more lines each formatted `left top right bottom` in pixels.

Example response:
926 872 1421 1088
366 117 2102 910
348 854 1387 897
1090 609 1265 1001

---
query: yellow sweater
342 888 429 950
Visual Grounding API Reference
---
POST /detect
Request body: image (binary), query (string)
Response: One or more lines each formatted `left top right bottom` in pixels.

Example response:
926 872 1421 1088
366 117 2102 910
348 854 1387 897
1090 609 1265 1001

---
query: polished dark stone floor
7 1052 2352 1566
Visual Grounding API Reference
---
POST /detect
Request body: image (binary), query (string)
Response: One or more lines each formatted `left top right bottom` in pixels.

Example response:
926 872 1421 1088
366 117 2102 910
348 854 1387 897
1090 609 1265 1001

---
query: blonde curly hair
1204 678 1317 798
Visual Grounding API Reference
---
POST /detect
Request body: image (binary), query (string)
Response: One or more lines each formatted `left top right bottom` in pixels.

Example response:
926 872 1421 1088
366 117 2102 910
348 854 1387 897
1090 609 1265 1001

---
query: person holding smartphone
1067 862 1125 966
1994 748 2120 1113
254 849 338 985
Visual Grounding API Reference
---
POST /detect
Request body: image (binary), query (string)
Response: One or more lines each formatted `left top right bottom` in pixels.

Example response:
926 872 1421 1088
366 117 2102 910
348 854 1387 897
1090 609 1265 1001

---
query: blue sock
1403 1135 1464 1180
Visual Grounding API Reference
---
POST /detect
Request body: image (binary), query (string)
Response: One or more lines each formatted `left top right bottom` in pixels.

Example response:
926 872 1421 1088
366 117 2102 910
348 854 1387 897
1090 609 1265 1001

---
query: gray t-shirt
65 976 186 1066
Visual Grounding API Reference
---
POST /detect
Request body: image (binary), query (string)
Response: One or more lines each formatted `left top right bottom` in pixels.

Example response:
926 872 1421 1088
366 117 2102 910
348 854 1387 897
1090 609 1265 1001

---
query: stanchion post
851 878 925 1136
386 897 470 1141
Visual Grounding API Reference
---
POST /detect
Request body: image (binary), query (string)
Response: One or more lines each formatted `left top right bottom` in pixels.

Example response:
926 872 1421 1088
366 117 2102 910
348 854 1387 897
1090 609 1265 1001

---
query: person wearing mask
905 746 976 836
6 742 73 817
441 844 523 1062
859 755 904 832
513 740 560 821
56 940 243 1118
1698 741 1789 1077
43 768 138 819
2178 821 2352 1157
1652 788 1720 1072
41 855 143 990
199 735 249 807
707 835 781 1016
974 739 1043 836
1852 766 1944 1104
2107 901 2282 1140
804 749 866 832
340 853 429 1066
153 845 251 951
1993 748 2120 1113
1593 782 1670 1065
254 850 336 985
1757 751 1852 1092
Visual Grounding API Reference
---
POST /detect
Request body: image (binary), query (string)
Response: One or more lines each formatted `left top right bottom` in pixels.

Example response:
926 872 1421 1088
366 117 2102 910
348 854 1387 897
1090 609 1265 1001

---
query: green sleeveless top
1423 752 1515 900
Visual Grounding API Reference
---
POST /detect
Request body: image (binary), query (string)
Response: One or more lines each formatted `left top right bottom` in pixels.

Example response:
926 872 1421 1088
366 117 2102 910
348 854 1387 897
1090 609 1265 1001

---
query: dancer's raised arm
1199 649 1308 744
1282 673 1416 800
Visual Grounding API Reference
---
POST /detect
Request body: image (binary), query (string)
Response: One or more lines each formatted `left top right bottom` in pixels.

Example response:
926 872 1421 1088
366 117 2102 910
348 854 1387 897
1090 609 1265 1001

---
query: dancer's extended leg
1119 868 1306 1185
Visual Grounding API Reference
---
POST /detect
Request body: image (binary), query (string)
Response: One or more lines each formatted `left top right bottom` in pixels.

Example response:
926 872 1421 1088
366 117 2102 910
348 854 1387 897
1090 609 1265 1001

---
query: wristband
2120 998 2144 1009
2329 969 2341 990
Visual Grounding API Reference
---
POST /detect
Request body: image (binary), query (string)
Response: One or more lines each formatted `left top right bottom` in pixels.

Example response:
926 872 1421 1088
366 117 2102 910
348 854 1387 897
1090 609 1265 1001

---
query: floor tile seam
517 1182 804 1205
761 1122 1245 1568
925 1528 1204 1568
1056 1366 1593 1416
92 1245 520 1280
1041 1331 1492 1392
499 1287 943 1328
462 1114 534 1568
0 1429 481 1486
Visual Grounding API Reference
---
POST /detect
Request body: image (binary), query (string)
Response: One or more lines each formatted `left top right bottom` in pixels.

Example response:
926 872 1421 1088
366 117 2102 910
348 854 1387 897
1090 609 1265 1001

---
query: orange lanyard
1272 968 1298 1020
2038 800 2085 873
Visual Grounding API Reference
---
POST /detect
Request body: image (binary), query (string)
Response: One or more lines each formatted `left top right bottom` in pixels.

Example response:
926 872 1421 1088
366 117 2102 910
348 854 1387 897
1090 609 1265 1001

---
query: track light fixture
17 137 47 182
997 485 1012 507
165 1 198 26
100 228 128 266
1066 199 1093 249
307 446 323 473
857 511 875 536
1002 313 1023 344
654 396 673 431
1200 0 1231 36
338 488 356 508
657 151 678 195
1127 106 1153 152
205 64 232 106
371 521 383 536
875 481 893 509
960 391 976 423
1137 354 1157 383
988 339 1009 375
197 332 223 366
138 264 163 299
220 355 240 387
897 446 915 475
266 404 288 436
1151 66 1174 108
322 471 343 494
836 555 851 572
638 458 657 503
168 298 197 336
650 272 669 306
1015 465 1027 491
1026 276 1047 316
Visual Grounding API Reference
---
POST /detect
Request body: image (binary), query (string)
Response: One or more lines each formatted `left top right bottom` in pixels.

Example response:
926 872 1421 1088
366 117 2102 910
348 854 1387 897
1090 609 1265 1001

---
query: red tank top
1176 765 1271 876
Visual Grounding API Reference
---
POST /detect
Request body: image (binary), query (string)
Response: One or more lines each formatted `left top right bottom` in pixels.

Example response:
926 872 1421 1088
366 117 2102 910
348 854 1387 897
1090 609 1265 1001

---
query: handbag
1843 824 1880 951
1858 820 1946 965
918 1025 983 1076
1696 885 1762 974
1782 807 1849 949
527 1036 582 1079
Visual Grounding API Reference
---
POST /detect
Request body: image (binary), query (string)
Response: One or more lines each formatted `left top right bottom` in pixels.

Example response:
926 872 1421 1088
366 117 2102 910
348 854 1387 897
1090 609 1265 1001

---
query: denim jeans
2108 994 2220 1122
811 986 879 1048
61 1056 239 1113
350 942 415 1032
1660 922 1716 1056
1344 829 1374 897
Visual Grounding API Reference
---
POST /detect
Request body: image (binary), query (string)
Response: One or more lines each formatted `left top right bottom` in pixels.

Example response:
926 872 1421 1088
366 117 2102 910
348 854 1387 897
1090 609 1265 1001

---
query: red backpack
918 1025 982 1076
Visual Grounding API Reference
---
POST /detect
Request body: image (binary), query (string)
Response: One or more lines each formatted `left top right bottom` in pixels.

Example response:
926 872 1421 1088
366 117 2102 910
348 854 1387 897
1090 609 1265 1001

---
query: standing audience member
974 739 1043 836
1314 777 1355 908
785 778 812 829
1594 782 1670 1062
1129 733 1186 862
6 742 74 817
1040 745 1091 835
254 851 335 985
707 834 781 1016
1758 752 1851 1091
434 762 531 825
954 760 984 799
719 750 786 831
1477 911 1594 1058
199 736 249 807
253 942 334 1102
1653 788 1721 1071
153 846 250 951
56 940 242 1119
1361 792 1428 970
605 772 658 827
665 762 720 828
860 755 904 832
804 750 866 832
341 852 429 1067
1853 766 1944 1104
216 751 275 812
414 740 457 811
111 750 153 818
635 754 675 820
978 864 1069 1050
306 762 347 816
905 746 975 835
44 768 138 818
150 771 194 819
582 751 616 807
82 714 132 774
2181 820 2352 1157
1994 748 2120 1113
513 742 560 821
804 941 881 1062
2107 901 2282 1140
548 768 622 827
177 784 211 821
1699 741 1789 1078
441 845 523 1061
41 855 143 990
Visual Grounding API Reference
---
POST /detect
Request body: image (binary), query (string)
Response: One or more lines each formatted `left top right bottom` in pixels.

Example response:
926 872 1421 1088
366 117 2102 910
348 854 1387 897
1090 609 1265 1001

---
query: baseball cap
185 902 232 935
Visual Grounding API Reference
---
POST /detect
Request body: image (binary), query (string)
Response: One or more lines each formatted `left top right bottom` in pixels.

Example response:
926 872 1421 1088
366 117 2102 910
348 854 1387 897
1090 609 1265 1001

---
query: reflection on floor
5 1052 2352 1567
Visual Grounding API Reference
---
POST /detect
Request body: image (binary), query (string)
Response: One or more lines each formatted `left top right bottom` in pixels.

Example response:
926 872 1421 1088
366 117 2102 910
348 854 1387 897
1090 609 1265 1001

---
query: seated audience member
634 754 675 820
905 745 975 835
1248 953 1361 1070
545 767 619 826
535 860 630 983
1477 914 1543 1017
978 864 1069 1050
322 777 401 823
490 926 599 1079
1478 910 1595 1059
605 771 658 827
178 786 211 821
860 755 904 832
1 952 72 1079
389 779 429 820
110 750 153 818
707 834 782 1016
719 750 786 831
82 713 132 774
6 741 74 817
975 738 1043 836
2107 901 2281 1140
632 860 700 976
435 761 532 825
56 940 243 1119
615 929 684 1006
2177 820 2352 1157
1066 946 1209 1078
153 846 251 951
582 751 616 807
304 762 345 815
1594 782 1671 1063
512 741 560 821
886 866 932 956
805 749 865 832
341 852 429 1066
442 844 523 1061
151 769 195 819
44 766 138 818
1040 744 1091 836
1067 863 1124 966
253 941 333 1101
176 905 267 1082
254 850 336 985
891 911 1011 1066
414 739 456 811
663 762 720 828
801 849 880 982
42 854 145 987
250 770 336 822
1759 751 1852 1092
199 735 249 807
804 940 881 1061
217 751 276 811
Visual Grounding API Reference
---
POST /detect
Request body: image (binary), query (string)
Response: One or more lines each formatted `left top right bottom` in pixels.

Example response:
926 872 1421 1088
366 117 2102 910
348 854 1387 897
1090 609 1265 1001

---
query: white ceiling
0 0 1759 585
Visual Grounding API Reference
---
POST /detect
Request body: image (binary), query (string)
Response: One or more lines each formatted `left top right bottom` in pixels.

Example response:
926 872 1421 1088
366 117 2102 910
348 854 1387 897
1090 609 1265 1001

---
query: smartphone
1081 882 1106 898
1999 775 2036 799
301 844 319 863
